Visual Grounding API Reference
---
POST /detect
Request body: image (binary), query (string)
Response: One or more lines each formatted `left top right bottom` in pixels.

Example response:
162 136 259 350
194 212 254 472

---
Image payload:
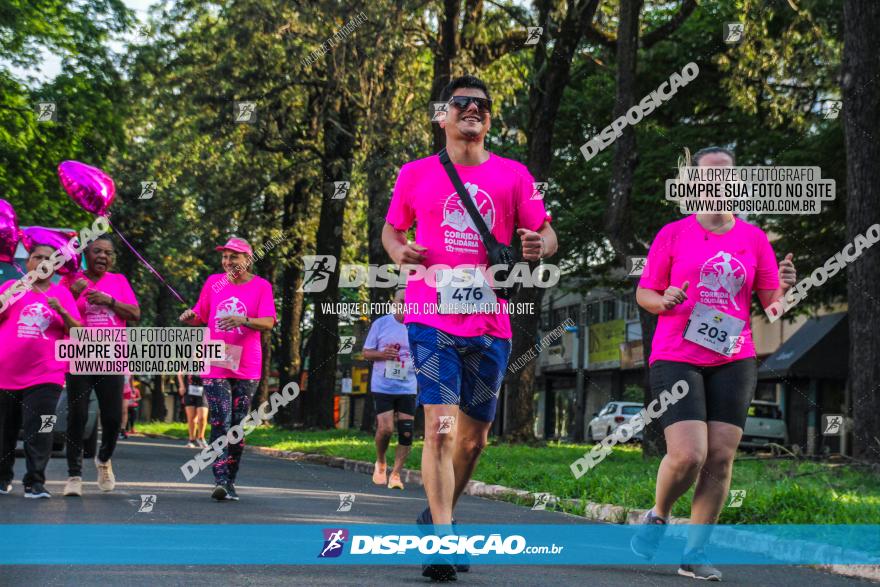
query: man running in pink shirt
382 74 557 581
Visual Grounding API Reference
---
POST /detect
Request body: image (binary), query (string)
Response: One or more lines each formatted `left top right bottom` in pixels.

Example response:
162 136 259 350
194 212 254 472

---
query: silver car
740 400 787 449
588 401 644 443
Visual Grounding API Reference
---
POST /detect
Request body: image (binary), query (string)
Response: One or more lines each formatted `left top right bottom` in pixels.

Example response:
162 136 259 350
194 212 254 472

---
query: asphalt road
0 436 873 586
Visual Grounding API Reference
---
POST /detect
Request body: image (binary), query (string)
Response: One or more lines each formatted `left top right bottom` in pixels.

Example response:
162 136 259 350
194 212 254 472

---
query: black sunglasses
448 95 492 114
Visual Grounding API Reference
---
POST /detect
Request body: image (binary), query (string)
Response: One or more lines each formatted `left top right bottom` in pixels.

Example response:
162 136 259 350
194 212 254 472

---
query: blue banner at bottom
1 524 878 565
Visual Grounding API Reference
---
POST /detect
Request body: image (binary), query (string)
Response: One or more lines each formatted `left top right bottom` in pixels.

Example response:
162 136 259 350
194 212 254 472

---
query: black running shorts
649 358 757 429
372 392 417 417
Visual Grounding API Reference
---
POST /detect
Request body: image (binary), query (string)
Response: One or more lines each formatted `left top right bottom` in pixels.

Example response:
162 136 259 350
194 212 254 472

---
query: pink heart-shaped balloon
58 160 116 216
21 226 81 274
0 199 21 264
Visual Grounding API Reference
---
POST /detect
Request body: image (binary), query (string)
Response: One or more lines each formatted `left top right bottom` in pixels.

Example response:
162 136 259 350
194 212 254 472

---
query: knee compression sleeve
397 419 414 446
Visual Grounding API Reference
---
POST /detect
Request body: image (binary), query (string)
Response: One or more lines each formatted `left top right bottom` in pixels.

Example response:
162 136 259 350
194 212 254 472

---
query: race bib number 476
683 302 746 356
435 267 497 314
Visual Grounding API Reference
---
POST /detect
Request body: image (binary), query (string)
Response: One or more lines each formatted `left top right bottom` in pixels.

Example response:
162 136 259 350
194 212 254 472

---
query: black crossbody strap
438 148 498 247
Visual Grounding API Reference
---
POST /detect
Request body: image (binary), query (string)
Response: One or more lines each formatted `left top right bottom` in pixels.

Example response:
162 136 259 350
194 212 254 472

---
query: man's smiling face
442 88 492 142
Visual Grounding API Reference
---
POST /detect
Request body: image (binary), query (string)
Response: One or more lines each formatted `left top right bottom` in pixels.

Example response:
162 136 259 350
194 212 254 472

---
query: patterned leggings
204 378 259 484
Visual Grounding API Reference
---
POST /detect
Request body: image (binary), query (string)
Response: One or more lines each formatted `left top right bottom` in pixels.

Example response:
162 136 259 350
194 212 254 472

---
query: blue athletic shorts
407 322 512 423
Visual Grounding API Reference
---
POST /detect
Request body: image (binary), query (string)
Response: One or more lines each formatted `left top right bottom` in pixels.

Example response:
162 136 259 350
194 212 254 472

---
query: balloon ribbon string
107 218 186 305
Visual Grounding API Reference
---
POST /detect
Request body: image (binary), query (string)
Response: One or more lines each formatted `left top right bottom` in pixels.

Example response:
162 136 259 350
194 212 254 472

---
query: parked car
740 400 787 450
17 387 98 454
588 401 644 442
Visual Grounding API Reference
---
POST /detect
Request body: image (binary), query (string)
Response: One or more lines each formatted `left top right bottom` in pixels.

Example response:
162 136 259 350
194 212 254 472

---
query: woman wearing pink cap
179 237 276 501
0 243 81 498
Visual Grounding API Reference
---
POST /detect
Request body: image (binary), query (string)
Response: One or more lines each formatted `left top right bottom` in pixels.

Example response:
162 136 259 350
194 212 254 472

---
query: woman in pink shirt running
62 234 141 497
179 237 276 501
0 243 81 499
631 147 797 581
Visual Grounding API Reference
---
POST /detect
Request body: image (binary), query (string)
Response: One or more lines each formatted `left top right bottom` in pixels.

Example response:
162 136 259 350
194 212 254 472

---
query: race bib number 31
683 302 746 356
384 360 408 380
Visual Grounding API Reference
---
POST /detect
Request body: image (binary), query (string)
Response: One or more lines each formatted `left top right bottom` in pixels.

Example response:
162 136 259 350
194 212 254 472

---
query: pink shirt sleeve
192 278 213 323
386 163 415 231
513 165 552 233
0 281 12 326
57 286 82 322
59 272 82 298
754 230 781 291
114 274 139 307
59 273 75 290
639 224 675 291
256 279 277 320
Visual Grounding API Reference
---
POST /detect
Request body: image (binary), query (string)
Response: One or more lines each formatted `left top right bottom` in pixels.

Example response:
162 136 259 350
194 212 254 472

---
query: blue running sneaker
630 509 668 560
679 549 722 581
416 507 469 572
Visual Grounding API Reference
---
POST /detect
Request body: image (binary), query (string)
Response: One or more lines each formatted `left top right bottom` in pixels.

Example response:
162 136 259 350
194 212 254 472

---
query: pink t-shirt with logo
386 152 551 338
639 216 780 367
61 271 139 328
0 281 82 389
192 274 276 380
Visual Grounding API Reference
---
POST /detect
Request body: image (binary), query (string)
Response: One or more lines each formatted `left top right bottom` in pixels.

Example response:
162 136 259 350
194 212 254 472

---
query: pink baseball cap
215 237 253 256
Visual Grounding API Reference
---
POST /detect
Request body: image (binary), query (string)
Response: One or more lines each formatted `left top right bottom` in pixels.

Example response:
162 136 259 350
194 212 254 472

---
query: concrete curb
141 433 879 581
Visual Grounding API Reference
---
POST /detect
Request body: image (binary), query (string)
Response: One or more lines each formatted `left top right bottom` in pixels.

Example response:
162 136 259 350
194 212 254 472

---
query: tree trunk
842 0 880 461
303 71 356 429
358 30 403 432
255 263 275 407
503 0 600 441
637 299 665 456
360 166 392 432
603 0 642 256
602 0 666 457
430 0 460 152
276 179 309 428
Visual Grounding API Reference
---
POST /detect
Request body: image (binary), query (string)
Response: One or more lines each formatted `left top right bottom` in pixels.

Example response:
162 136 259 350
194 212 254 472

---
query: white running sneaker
95 457 116 492
372 462 387 485
63 476 83 496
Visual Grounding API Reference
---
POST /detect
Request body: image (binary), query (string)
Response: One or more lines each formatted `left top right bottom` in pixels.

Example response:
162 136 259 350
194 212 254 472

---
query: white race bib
683 302 746 356
213 343 242 370
187 385 204 397
435 268 497 314
384 360 408 380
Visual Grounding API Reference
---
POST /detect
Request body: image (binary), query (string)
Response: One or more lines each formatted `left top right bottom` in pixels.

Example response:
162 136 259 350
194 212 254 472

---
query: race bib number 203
683 302 746 356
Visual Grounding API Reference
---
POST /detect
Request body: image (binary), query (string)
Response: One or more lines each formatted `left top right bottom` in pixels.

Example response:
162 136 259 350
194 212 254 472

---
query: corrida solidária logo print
697 250 746 310
440 182 495 255
17 302 52 339
215 296 247 333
